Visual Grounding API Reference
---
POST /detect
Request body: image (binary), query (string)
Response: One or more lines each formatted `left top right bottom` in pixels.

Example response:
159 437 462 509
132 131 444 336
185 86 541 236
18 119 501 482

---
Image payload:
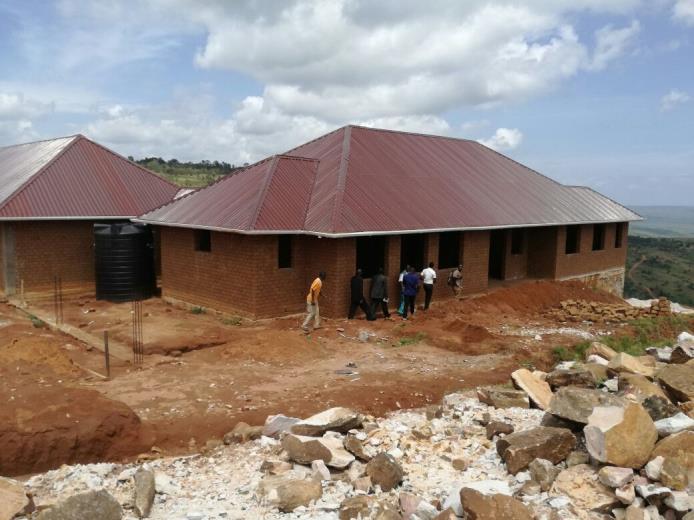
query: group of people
301 262 464 330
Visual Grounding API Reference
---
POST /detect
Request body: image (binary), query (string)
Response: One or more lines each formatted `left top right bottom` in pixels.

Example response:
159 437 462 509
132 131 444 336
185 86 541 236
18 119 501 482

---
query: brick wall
461 230 490 294
502 229 529 281
554 222 628 278
6 221 96 296
0 223 5 295
158 223 630 319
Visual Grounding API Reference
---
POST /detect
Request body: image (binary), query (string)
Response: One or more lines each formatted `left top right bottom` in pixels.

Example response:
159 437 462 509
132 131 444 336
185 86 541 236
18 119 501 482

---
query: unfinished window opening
356 236 385 278
400 234 425 272
278 235 292 268
488 230 505 280
510 228 524 255
438 231 460 268
615 223 625 248
565 225 580 255
194 229 211 252
592 224 605 251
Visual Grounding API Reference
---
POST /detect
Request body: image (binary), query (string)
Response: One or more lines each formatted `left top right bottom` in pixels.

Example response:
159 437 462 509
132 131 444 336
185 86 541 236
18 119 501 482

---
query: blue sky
0 0 693 205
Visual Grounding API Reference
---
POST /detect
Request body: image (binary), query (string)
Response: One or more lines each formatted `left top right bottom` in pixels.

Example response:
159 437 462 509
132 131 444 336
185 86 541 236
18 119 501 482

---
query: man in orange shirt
302 271 326 332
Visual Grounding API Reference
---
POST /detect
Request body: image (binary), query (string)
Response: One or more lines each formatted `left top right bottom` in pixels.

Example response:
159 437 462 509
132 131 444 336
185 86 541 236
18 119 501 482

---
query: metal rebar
104 330 111 378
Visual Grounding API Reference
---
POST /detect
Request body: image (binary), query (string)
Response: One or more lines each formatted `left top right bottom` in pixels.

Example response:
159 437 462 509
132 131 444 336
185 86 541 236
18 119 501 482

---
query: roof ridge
569 185 643 220
0 134 79 151
0 135 79 214
281 126 345 156
471 140 565 187
330 126 352 233
250 156 280 229
347 124 478 145
78 135 179 190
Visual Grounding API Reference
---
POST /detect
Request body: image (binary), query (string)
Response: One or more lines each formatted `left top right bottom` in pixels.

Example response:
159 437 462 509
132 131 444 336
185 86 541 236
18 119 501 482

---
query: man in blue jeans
402 266 420 320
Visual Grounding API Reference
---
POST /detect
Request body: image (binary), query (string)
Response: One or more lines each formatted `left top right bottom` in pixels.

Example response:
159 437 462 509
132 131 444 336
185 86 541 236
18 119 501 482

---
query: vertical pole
53 276 58 325
58 276 64 325
104 330 111 379
20 279 25 307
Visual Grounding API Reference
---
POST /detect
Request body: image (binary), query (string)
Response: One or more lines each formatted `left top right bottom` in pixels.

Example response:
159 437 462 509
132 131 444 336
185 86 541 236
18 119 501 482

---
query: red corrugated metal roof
0 135 178 219
138 125 641 236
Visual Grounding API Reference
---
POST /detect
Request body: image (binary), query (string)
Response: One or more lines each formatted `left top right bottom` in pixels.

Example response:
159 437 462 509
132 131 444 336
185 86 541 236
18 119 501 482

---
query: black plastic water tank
94 223 156 302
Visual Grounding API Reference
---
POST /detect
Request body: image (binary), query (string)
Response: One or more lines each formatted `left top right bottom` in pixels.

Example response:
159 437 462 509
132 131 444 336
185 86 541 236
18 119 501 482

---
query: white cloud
673 0 694 25
0 92 52 120
478 128 524 151
588 20 641 71
660 89 690 111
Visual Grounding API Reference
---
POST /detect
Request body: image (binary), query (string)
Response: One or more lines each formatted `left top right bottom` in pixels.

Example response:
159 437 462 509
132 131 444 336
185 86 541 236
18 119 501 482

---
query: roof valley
330 126 352 233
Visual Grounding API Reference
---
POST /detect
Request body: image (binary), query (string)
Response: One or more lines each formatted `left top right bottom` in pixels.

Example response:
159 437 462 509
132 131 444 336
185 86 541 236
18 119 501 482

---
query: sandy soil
1 280 624 475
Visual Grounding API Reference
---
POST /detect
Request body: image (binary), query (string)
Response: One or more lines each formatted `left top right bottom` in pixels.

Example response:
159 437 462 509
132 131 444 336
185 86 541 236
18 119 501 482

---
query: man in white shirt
421 262 437 310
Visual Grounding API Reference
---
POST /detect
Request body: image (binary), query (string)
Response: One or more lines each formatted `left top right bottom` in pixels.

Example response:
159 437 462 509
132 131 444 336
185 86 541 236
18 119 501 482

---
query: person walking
348 269 374 320
397 265 410 315
302 271 325 331
421 261 437 310
369 267 390 319
402 266 420 320
448 264 463 296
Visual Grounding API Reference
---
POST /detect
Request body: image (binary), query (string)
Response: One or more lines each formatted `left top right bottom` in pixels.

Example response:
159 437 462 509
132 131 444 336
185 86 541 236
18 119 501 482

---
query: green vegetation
625 236 694 306
190 306 206 315
131 156 245 188
222 316 242 326
29 314 47 328
553 314 693 362
398 332 427 346
629 206 694 238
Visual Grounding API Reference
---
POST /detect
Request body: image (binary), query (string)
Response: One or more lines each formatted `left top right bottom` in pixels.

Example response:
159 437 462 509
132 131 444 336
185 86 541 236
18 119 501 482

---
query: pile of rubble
2 336 693 520
547 298 674 323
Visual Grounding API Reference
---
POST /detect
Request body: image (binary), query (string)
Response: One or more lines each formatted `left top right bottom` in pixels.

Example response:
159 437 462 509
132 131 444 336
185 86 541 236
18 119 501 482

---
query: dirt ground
1 280 626 476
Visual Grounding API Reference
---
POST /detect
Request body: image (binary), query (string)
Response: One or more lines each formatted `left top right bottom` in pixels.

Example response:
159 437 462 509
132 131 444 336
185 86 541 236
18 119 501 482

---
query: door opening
400 234 425 271
488 230 505 280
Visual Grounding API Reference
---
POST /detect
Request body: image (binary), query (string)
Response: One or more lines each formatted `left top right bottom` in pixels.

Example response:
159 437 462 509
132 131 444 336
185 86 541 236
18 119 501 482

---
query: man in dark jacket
369 267 390 319
348 269 374 320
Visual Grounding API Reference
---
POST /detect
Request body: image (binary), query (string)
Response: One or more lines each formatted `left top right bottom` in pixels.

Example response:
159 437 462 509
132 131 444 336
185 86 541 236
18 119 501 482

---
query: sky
0 0 693 206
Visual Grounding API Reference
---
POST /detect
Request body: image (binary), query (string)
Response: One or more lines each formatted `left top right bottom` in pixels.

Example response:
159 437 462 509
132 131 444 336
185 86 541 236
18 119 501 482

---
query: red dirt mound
0 336 82 378
0 385 153 476
442 319 496 342
460 280 623 317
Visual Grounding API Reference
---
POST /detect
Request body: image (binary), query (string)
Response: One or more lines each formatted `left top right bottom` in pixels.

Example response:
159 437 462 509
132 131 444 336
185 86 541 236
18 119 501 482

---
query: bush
398 332 427 346
190 306 205 315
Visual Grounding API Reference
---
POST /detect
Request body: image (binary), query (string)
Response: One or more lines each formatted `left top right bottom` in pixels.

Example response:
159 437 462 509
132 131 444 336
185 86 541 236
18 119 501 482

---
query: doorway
488 230 505 280
400 234 425 271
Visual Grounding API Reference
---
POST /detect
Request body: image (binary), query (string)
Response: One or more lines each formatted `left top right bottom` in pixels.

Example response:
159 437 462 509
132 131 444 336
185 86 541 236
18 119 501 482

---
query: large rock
343 433 373 461
651 431 694 490
618 373 668 402
586 342 617 361
671 343 694 364
259 477 322 513
442 481 511 516
291 407 361 436
545 368 596 389
528 458 560 491
511 368 553 410
660 456 691 490
0 476 33 520
496 427 576 474
339 496 375 520
133 468 155 518
651 430 694 459
36 490 123 520
584 402 658 468
459 488 532 520
476 387 529 409
607 352 655 378
597 466 633 488
549 464 619 513
262 414 300 439
282 433 355 468
642 395 679 421
654 412 694 437
366 453 404 491
548 386 624 424
658 364 694 403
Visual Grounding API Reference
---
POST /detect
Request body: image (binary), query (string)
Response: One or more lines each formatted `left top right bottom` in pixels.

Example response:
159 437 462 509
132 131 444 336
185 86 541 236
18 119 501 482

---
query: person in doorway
448 264 463 296
397 265 410 315
369 267 390 319
402 266 420 320
421 261 437 310
302 271 325 332
348 269 374 320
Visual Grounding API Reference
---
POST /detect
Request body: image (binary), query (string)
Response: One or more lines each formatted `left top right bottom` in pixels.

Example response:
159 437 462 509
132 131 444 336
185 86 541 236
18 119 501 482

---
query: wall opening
400 234 425 271
615 223 625 248
278 235 292 268
592 224 605 251
565 225 580 254
356 236 386 278
194 229 211 252
488 230 505 280
438 231 460 268
510 228 524 255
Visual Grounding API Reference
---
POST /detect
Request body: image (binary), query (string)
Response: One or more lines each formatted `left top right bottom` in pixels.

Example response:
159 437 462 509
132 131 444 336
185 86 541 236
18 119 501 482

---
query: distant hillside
629 206 694 238
131 157 246 188
625 236 694 306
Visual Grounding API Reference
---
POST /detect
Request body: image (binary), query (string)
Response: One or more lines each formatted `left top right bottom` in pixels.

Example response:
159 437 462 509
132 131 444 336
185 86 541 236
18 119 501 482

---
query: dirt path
627 254 655 298
1 280 621 474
